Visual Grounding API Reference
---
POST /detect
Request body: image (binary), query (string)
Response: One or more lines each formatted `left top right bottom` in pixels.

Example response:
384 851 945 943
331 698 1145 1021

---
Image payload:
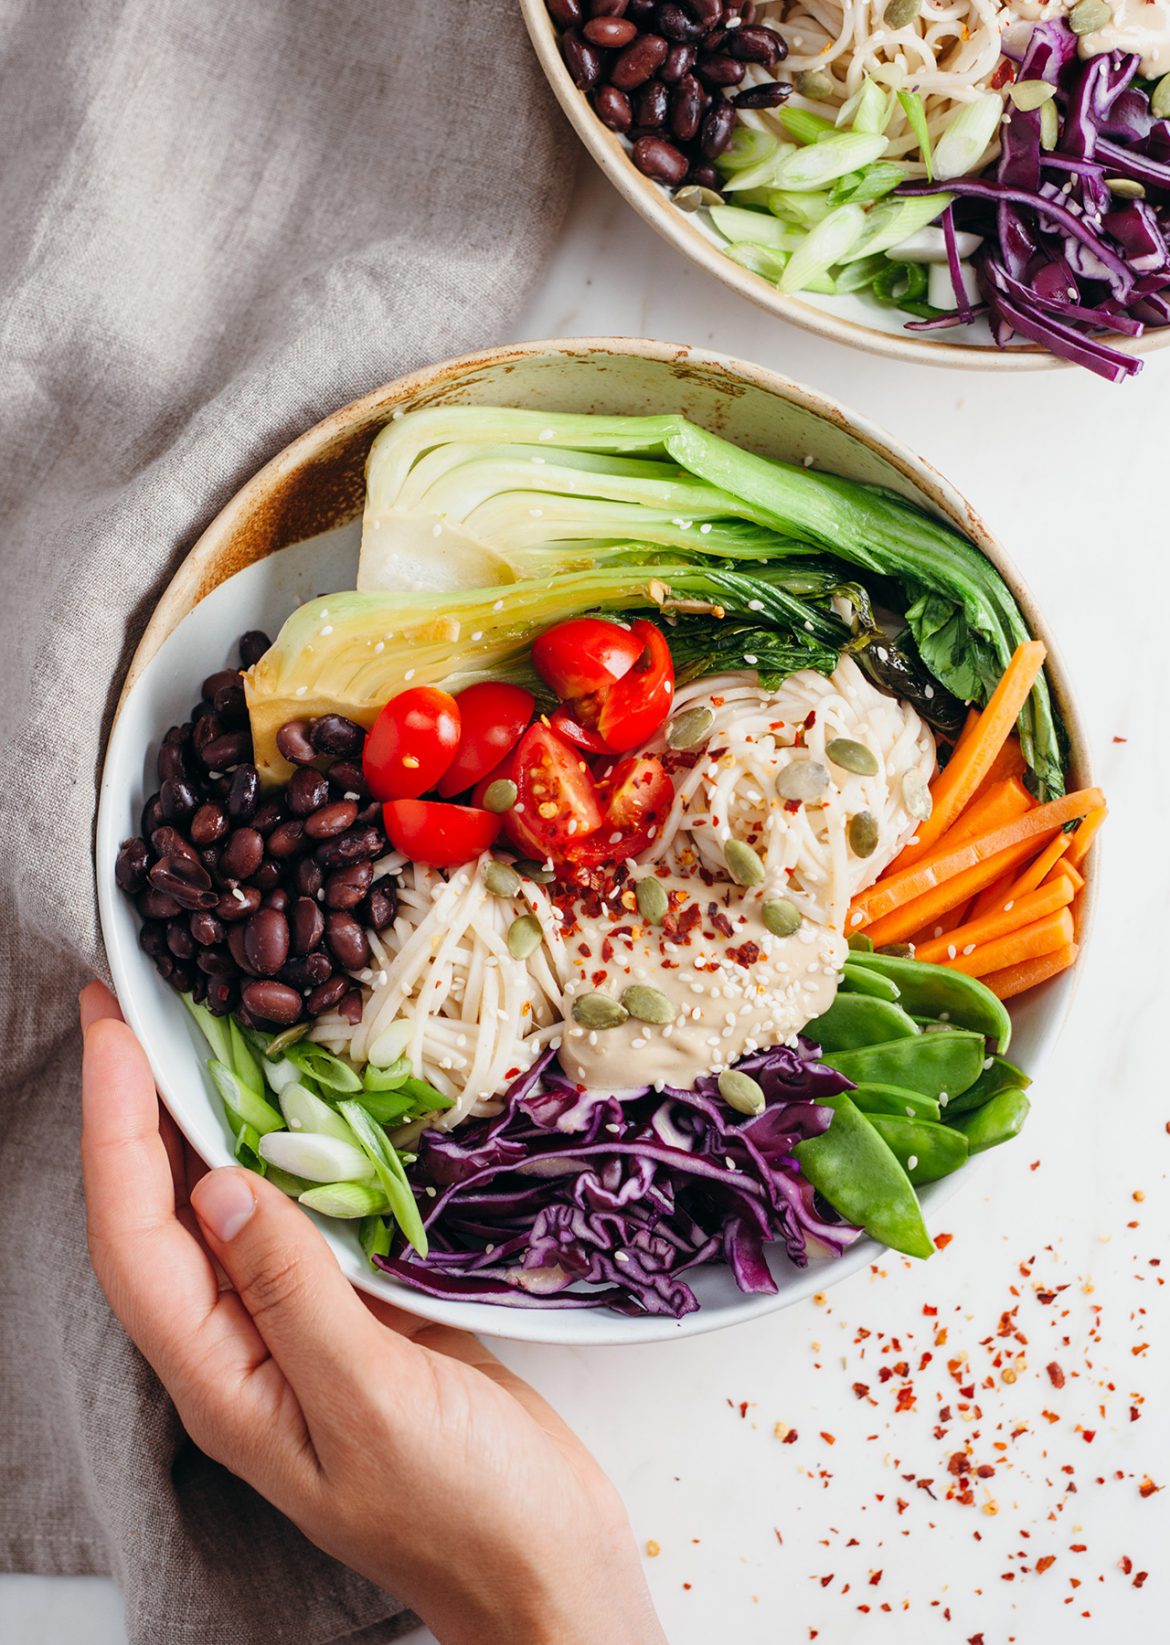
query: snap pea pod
794 1094 934 1259
950 1089 1031 1154
851 1082 941 1122
845 951 1012 1051
806 993 920 1051
840 961 900 1002
823 1029 985 1100
943 1054 1031 1119
864 1113 969 1185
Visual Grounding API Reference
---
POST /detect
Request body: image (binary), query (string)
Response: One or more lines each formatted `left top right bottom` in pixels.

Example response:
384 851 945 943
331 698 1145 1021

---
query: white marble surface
6 163 1168 1645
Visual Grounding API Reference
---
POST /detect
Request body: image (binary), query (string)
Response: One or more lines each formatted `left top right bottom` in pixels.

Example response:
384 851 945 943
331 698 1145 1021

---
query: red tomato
504 724 604 859
437 681 534 797
550 702 612 755
564 756 675 869
363 687 460 801
596 620 674 752
531 617 643 700
382 799 502 867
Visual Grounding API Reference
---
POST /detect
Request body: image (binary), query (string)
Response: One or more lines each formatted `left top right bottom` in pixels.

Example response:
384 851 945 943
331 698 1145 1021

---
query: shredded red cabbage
374 1041 860 1318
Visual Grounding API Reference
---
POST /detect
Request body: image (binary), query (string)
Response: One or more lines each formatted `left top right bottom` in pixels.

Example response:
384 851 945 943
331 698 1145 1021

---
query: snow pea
864 1114 968 1185
795 1094 934 1259
943 1054 1031 1119
823 1029 985 1100
840 961 900 1002
950 1089 1031 1154
851 1082 941 1122
846 950 1012 1051
807 992 920 1052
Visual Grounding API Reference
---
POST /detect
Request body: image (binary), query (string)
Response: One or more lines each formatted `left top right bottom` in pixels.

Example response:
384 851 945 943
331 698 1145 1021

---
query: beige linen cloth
0 3 575 1640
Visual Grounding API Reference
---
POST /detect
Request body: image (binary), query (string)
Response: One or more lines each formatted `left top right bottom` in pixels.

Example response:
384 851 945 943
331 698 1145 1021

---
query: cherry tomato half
437 681 534 798
363 686 460 802
504 724 604 860
596 620 674 753
382 799 502 868
531 617 643 701
565 755 675 868
550 702 612 756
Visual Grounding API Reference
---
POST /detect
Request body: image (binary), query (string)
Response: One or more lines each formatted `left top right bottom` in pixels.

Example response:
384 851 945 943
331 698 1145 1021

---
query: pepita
506 914 543 960
635 876 669 925
775 758 830 803
718 1068 766 1117
884 0 922 26
826 737 879 776
482 778 518 813
668 705 715 749
1008 79 1056 111
484 860 521 898
1069 0 1111 33
675 184 724 211
797 68 835 100
621 985 677 1025
1105 176 1145 199
265 1022 312 1058
762 897 801 938
724 837 766 887
1153 73 1170 120
902 768 933 821
572 992 629 1030
849 810 880 858
515 859 555 884
1039 97 1059 151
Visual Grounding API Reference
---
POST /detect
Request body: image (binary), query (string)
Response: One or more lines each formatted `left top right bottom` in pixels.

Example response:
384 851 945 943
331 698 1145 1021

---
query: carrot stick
914 878 1074 965
850 786 1105 931
968 866 1020 922
863 834 1052 947
894 641 1047 866
970 735 1026 803
1005 833 1071 900
1050 859 1084 893
941 907 1075 979
1066 805 1107 870
981 942 1079 1002
920 776 1032 866
912 898 971 945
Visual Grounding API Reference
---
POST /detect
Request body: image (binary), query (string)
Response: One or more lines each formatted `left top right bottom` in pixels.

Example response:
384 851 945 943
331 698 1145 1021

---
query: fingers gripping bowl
97 340 1100 1345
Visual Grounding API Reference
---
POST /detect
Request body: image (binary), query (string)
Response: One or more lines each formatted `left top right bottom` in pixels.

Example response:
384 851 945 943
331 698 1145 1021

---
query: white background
4 164 1168 1645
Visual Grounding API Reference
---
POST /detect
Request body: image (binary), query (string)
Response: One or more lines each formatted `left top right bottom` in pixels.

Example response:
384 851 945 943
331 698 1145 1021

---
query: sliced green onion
359 1215 393 1262
928 259 979 310
258 1129 376 1183
828 162 904 206
897 89 934 180
832 252 890 292
283 1041 363 1093
394 1076 455 1113
233 1122 266 1175
708 205 802 251
229 1017 267 1099
933 93 1003 182
771 132 890 193
363 1056 412 1091
261 1055 303 1095
766 188 835 228
777 106 838 145
279 1081 357 1144
840 78 892 136
781 203 867 292
299 1181 392 1219
716 126 781 174
367 1019 413 1068
207 1059 285 1135
356 1089 418 1126
721 142 799 193
264 1164 314 1197
337 1099 428 1257
182 994 232 1065
724 241 789 283
839 193 952 262
869 259 935 318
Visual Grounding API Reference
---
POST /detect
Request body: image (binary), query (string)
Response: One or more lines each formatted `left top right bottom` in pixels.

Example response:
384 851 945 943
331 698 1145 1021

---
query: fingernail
192 1169 257 1242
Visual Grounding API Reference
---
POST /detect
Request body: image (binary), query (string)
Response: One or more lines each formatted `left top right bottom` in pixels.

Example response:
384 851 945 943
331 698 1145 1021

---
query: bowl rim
518 0 1167 374
99 335 1097 1345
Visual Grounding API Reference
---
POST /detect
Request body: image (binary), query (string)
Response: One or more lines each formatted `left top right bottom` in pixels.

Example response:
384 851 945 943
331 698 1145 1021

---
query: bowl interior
97 341 1091 1345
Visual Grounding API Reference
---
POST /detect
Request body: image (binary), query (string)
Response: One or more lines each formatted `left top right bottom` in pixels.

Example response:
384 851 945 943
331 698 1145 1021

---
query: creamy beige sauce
1009 0 1170 80
557 874 847 1090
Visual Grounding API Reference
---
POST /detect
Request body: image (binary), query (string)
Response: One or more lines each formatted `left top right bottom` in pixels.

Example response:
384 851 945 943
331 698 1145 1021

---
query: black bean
294 857 324 899
591 0 630 14
562 27 606 88
206 976 238 1016
276 721 318 766
244 907 290 976
148 855 217 910
226 764 260 822
157 740 190 784
190 970 208 1005
215 884 262 923
241 980 303 1027
314 825 385 867
361 876 399 932
733 79 792 108
266 818 307 859
338 990 364 1026
584 14 637 43
670 73 703 139
660 41 696 80
228 923 258 976
213 683 247 726
199 731 251 772
150 825 199 866
632 134 690 182
116 837 151 894
141 792 165 837
702 24 727 50
306 976 349 1017
682 0 722 23
251 796 286 836
266 888 291 913
324 910 370 972
610 32 669 89
594 83 633 132
164 959 195 995
159 777 198 823
202 669 241 702
192 713 223 756
727 22 786 62
220 826 264 880
354 800 385 829
190 802 229 846
686 161 721 188
238 630 272 669
138 885 182 920
700 98 737 158
190 910 225 946
323 862 374 911
153 952 175 982
624 0 654 16
636 79 670 129
327 759 369 800
197 947 237 977
287 767 330 816
656 3 704 41
290 896 326 955
166 922 196 960
547 0 583 22
252 859 282 892
163 722 193 747
696 53 744 86
138 920 169 959
281 952 333 991
309 714 365 759
304 799 358 840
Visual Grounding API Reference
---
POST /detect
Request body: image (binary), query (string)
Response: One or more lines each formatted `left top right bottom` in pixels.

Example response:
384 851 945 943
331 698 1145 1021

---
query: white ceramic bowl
520 0 1168 374
96 337 1095 1345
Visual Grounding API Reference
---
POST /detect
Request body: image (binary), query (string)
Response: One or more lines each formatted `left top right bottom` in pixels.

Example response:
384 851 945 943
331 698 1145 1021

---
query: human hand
80 982 666 1645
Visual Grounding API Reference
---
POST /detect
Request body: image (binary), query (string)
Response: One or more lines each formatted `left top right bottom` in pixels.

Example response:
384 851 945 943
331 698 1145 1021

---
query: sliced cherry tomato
363 686 460 801
531 617 643 700
564 756 675 869
550 702 613 755
596 620 674 753
382 799 502 867
437 681 534 797
504 724 604 859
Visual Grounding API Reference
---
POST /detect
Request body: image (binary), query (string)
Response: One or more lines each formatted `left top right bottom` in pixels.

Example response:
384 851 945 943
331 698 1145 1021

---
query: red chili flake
1112 735 1128 743
895 1386 915 1412
868 1570 883 1586
990 58 1016 89
783 1428 799 1444
738 1400 750 1420
1036 1556 1056 1574
1046 1362 1066 1388
1081 1430 1096 1444
934 1232 954 1249
948 1452 971 1476
820 1431 837 1445
896 1497 909 1513
968 1634 986 1644
1070 1544 1087 1553
1134 1572 1149 1589
1139 1476 1163 1498
728 940 762 968
820 1574 834 1588
976 1465 996 1479
682 1582 692 1591
852 1382 870 1399
1132 1342 1150 1356
1130 1406 1141 1422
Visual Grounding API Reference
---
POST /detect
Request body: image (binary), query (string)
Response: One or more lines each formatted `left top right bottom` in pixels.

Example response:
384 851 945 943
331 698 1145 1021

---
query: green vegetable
360 1215 393 1262
771 132 890 193
278 1082 356 1144
828 163 905 206
780 202 867 292
850 1082 941 1122
708 205 803 251
264 1165 315 1197
207 1059 285 1137
776 106 837 145
282 1041 364 1093
942 1054 1031 1118
933 93 1003 181
766 188 835 228
837 78 892 136
337 1099 429 1256
299 1182 393 1219
257 1129 376 1184
845 950 1012 1050
363 1056 412 1090
950 1089 1031 1153
839 960 900 1001
182 994 232 1065
864 1113 968 1184
807 992 920 1052
794 1094 934 1259
354 1089 418 1126
717 126 784 173
840 194 954 263
822 1030 985 1099
897 89 934 180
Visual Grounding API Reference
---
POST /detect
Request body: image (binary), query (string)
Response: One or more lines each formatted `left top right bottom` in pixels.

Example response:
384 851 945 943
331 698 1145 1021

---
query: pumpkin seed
1008 79 1056 111
826 737 878 776
1039 97 1059 150
876 942 915 957
675 184 724 211
668 705 715 749
762 897 801 938
1154 73 1170 120
724 837 765 887
775 758 830 803
901 768 933 821
848 810 880 858
482 778 518 813
515 859 555 884
885 0 922 25
484 860 521 898
797 68 835 100
621 985 677 1025
718 1068 766 1117
265 1021 312 1058
635 876 669 925
1106 176 1145 199
506 914 543 960
572 992 629 1030
1069 0 1111 33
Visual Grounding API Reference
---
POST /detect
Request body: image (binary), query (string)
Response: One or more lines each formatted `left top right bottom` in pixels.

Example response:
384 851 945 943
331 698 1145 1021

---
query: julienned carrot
1005 832 1071 901
913 898 971 945
918 776 1032 868
970 735 1026 803
981 942 1079 1002
1066 805 1107 870
914 878 1074 965
894 641 1047 866
863 834 1051 946
942 907 1075 979
968 867 1018 922
1050 859 1084 893
851 785 1105 931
